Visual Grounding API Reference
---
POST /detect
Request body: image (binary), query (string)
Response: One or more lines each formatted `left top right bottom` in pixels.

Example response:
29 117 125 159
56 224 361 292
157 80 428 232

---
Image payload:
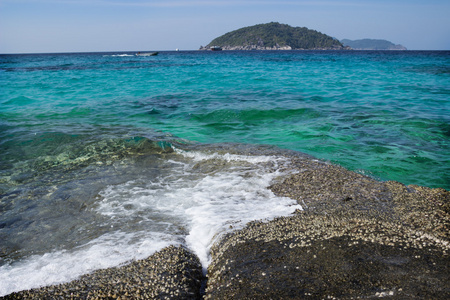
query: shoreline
3 157 449 299
206 160 449 298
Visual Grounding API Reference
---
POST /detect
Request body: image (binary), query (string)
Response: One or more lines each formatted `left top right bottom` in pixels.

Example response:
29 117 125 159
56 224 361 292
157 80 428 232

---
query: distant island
341 39 407 50
200 22 347 51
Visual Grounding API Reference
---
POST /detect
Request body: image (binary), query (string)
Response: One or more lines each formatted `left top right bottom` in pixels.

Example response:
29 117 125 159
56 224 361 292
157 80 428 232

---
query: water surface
1 50 449 295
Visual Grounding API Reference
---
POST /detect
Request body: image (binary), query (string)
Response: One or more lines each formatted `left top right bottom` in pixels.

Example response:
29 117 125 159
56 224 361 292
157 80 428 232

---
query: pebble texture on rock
205 160 450 299
3 157 449 299
3 245 203 299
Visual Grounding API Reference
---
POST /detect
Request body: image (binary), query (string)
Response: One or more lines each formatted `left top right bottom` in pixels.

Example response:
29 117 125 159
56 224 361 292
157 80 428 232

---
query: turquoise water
2 51 449 189
0 50 449 294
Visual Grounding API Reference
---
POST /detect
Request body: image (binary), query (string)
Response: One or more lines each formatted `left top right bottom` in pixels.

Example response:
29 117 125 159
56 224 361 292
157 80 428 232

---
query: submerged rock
4 245 203 299
205 161 450 299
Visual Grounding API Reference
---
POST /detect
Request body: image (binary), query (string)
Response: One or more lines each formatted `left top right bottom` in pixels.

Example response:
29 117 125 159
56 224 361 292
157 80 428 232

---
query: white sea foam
97 149 301 269
0 231 177 296
104 54 134 57
183 170 300 268
0 150 301 295
175 147 283 164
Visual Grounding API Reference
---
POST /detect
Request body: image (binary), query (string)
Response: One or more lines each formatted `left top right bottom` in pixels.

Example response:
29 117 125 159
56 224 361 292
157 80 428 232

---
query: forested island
200 22 347 50
341 39 407 50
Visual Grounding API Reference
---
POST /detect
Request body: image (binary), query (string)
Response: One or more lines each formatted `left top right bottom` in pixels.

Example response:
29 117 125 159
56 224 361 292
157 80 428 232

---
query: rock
3 245 204 299
203 45 293 51
3 156 449 299
204 161 450 299
268 161 449 240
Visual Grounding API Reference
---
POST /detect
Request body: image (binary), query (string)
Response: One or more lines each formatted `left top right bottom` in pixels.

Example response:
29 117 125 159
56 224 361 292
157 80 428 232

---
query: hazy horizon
1 0 449 54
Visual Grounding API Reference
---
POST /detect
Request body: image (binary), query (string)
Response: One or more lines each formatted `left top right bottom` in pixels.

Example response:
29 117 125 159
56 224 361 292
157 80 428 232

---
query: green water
1 51 449 189
1 50 449 295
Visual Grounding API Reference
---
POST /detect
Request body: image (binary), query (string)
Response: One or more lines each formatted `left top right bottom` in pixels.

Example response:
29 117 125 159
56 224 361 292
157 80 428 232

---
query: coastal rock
269 161 449 240
3 245 203 299
205 215 449 299
205 161 450 299
3 157 449 299
200 45 293 51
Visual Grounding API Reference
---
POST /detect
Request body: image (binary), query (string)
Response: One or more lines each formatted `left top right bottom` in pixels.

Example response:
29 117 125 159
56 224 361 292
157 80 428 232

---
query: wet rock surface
3 157 449 299
206 160 450 299
269 159 449 240
205 215 449 299
3 245 203 299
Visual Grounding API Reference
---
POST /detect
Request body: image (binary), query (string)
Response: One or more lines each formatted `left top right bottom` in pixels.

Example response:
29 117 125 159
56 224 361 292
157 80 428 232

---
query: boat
210 46 222 51
136 52 159 56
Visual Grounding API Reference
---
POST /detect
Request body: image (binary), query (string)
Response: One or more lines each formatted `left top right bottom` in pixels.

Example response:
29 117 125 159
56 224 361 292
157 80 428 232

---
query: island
199 22 348 51
341 38 407 50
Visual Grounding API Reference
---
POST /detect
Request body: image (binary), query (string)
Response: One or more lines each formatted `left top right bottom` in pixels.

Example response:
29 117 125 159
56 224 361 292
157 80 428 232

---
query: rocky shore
205 159 449 299
3 246 204 299
199 45 347 51
3 158 449 299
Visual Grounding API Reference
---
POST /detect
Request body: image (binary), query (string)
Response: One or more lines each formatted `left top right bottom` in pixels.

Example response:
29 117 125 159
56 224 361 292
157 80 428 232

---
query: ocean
0 50 449 295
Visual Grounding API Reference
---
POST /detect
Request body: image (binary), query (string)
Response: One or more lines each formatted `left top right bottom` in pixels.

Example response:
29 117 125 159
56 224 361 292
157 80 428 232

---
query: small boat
210 46 222 51
136 52 159 56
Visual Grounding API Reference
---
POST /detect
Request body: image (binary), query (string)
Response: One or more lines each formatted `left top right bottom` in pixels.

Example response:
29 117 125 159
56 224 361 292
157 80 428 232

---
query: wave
104 54 135 57
0 135 303 296
2 96 36 106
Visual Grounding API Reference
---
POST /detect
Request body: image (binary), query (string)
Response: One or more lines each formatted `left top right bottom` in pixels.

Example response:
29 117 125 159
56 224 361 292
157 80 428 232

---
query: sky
1 0 449 53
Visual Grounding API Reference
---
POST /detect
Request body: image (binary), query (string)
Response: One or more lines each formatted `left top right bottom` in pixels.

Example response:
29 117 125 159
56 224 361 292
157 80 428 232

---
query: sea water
0 50 449 295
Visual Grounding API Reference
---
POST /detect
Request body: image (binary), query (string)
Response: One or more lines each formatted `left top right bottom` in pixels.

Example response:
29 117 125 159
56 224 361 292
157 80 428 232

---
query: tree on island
201 22 347 50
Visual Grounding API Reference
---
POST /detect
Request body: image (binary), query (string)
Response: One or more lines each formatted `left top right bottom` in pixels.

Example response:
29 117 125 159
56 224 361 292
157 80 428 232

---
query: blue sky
1 0 449 53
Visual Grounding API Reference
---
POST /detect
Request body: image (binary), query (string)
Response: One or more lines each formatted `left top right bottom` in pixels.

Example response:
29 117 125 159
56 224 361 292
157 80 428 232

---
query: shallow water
0 50 449 295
